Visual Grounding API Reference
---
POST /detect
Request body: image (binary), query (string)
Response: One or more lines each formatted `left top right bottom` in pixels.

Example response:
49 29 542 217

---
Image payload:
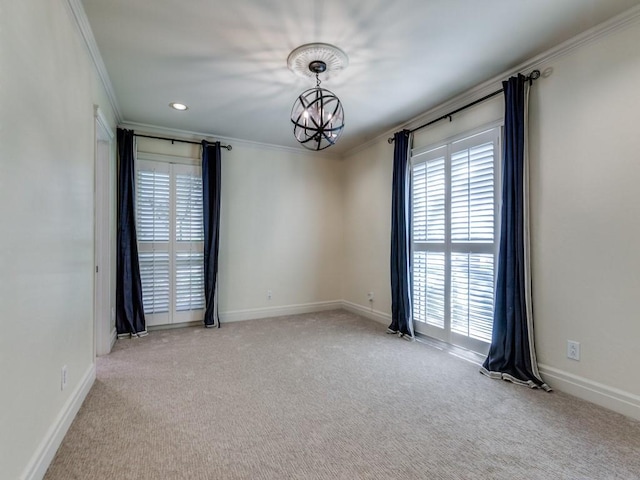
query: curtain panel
202 141 222 328
389 129 414 338
115 128 147 337
480 75 549 390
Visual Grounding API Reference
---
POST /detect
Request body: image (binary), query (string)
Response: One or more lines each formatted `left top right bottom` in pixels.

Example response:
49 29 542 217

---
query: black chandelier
288 43 348 151
291 61 344 151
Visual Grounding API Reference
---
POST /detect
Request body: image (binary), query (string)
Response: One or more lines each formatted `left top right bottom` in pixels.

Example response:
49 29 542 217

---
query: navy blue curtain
481 75 548 390
116 128 147 337
388 130 414 338
202 141 222 328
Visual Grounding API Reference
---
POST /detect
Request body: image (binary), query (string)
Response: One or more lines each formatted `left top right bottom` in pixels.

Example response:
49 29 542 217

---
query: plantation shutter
176 252 205 311
412 147 446 329
136 158 205 326
137 164 171 318
136 169 170 243
450 252 494 342
450 139 496 342
411 127 500 352
413 251 446 328
174 168 205 314
451 142 495 243
175 173 204 242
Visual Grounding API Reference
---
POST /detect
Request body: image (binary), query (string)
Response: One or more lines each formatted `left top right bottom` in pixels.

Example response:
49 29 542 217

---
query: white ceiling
80 0 640 153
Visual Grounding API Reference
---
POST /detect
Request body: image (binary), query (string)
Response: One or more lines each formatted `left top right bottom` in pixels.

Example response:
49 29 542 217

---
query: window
411 127 500 353
136 157 205 326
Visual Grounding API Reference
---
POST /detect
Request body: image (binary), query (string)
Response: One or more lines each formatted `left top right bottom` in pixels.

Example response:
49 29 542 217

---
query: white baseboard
538 364 640 422
22 362 96 480
220 300 344 323
341 300 391 326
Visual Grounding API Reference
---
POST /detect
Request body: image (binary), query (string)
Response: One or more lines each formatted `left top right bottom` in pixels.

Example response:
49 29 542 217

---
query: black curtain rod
133 133 232 151
388 70 541 144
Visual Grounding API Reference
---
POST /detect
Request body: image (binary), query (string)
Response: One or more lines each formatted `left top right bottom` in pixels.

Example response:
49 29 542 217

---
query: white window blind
412 151 446 243
175 252 205 312
139 251 170 314
411 127 500 352
451 142 494 242
451 252 494 341
136 158 205 326
137 170 170 242
413 251 445 328
175 173 204 242
174 171 205 314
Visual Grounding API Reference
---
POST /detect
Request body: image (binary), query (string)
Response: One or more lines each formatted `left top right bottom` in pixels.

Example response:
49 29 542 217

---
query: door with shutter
136 158 205 327
411 127 500 353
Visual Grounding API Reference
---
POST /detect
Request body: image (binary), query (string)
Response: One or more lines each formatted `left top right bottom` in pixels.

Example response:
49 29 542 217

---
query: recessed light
169 102 188 111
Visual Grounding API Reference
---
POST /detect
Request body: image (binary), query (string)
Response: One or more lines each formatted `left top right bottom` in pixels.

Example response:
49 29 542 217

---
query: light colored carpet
45 310 640 479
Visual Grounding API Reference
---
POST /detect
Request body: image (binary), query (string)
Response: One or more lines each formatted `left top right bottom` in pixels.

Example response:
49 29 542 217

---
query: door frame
94 106 116 356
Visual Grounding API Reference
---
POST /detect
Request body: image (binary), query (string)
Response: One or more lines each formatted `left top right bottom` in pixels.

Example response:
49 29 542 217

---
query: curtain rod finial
388 137 395 144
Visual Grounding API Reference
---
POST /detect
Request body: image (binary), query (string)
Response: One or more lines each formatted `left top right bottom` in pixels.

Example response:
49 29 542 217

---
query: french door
136 157 205 326
411 127 500 353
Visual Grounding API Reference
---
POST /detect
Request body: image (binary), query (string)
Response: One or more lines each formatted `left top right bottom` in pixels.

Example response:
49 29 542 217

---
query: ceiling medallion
288 43 348 151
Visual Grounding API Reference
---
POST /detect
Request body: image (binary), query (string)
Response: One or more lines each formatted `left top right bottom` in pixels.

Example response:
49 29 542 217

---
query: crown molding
343 3 640 158
65 0 123 123
120 122 340 160
94 105 115 141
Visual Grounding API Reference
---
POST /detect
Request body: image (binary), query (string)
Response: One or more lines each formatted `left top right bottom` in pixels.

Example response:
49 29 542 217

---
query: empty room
2 0 640 479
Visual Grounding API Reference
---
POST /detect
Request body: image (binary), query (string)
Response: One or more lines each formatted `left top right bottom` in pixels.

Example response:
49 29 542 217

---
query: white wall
342 141 393 318
343 18 640 418
0 0 116 478
134 137 345 320
529 20 640 403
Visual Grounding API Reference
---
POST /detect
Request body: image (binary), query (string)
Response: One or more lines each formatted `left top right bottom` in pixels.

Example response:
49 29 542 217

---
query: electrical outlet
567 340 580 361
267 290 272 300
367 291 374 301
61 365 68 391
